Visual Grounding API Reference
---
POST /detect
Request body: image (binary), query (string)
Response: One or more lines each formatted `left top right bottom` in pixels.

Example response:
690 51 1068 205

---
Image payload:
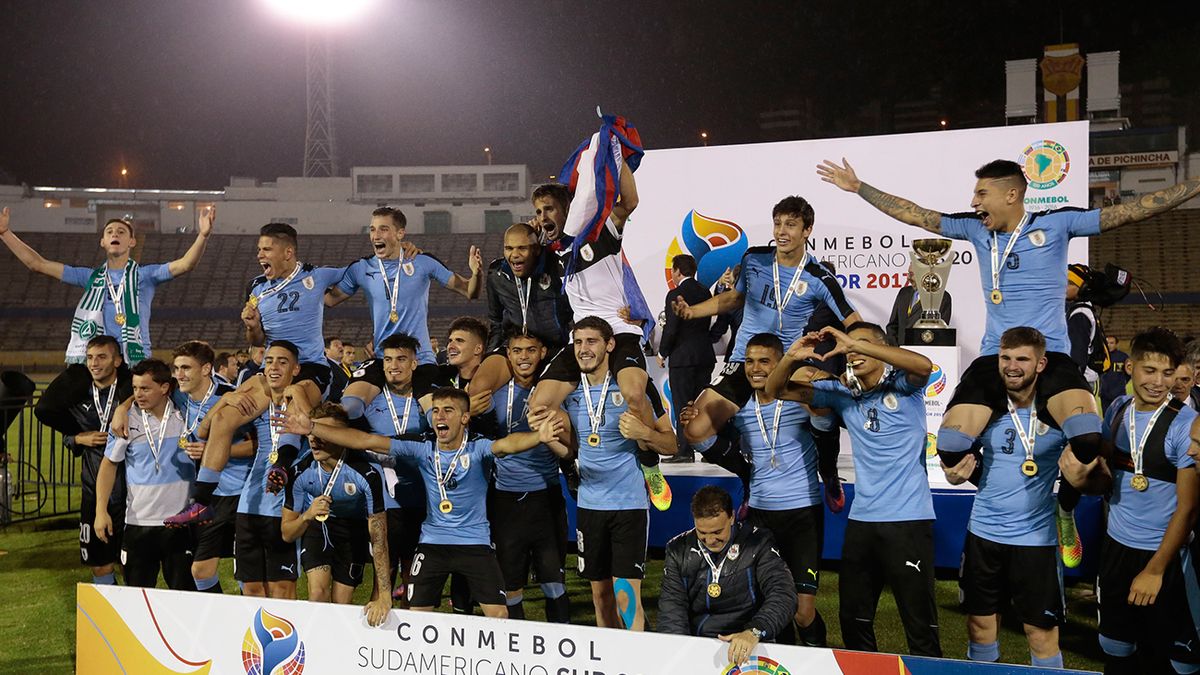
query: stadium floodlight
262 0 378 26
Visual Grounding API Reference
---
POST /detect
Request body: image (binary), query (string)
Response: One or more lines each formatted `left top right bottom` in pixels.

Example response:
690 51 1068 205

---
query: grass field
0 516 1107 674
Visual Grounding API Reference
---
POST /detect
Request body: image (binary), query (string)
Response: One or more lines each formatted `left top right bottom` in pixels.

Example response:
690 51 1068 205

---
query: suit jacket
660 277 716 367
885 285 953 346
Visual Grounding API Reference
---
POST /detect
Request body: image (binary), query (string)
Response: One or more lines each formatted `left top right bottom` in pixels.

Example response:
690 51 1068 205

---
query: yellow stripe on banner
1066 98 1079 121
76 584 211 675
1046 99 1058 123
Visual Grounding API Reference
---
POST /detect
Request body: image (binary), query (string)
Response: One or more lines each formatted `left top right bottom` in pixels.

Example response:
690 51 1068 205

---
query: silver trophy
905 238 956 346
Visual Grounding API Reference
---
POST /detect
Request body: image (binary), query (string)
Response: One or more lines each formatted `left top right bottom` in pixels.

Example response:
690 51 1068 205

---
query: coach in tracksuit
658 486 796 666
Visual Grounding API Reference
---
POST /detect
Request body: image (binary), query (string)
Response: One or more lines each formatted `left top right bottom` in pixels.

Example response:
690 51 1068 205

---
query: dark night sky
0 0 1197 189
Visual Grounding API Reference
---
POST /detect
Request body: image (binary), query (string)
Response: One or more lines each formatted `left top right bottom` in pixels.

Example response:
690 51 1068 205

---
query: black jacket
659 277 716 367
885 285 953 346
485 254 572 352
658 524 796 640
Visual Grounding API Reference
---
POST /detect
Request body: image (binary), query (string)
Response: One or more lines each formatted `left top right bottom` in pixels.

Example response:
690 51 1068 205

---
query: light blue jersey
940 207 1100 355
388 435 495 545
492 381 559 493
247 264 345 364
285 454 386 520
63 262 173 358
565 379 664 511
103 402 191 526
171 382 250 498
1104 395 1197 551
363 388 427 509
811 370 934 522
731 247 854 362
730 397 820 510
969 405 1067 547
337 255 454 364
237 409 304 517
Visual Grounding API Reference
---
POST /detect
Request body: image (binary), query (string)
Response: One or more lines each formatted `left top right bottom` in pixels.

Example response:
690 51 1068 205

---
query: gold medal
314 513 329 522
707 583 722 598
268 450 278 465
389 310 399 323
114 313 126 326
178 437 188 449
1131 474 1149 492
587 433 601 447
990 289 1002 304
248 295 259 308
439 499 453 514
1020 459 1038 477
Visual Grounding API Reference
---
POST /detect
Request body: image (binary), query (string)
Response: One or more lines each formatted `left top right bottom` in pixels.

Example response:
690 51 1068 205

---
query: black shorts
949 352 1087 417
1098 535 1200 665
386 507 424 584
959 532 1063 629
194 494 239 561
235 513 298 583
407 543 507 608
576 507 648 581
296 361 333 400
747 505 823 595
80 494 124 568
350 360 441 399
540 333 646 383
300 517 369 587
121 524 194 591
709 362 753 408
490 487 567 590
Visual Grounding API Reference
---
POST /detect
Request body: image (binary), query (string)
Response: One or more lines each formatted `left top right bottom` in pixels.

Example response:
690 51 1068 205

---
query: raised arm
765 337 821 404
0 208 66 279
493 416 565 456
167 206 214 277
610 162 639 232
819 325 932 385
817 159 942 234
283 407 392 452
1099 176 1200 232
673 288 744 321
446 246 484 299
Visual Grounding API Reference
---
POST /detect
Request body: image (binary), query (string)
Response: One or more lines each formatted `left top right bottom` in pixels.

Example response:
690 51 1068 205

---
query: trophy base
904 327 957 347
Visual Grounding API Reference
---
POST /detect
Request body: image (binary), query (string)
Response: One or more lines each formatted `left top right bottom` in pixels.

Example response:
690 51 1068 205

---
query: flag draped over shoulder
557 112 655 342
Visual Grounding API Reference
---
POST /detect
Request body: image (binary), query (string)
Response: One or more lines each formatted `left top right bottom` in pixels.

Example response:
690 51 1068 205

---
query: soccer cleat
264 465 289 494
1057 505 1083 568
642 463 672 511
164 502 212 528
823 476 845 514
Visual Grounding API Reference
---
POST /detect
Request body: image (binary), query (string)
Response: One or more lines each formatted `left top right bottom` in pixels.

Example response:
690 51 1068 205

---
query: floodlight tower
304 33 336 177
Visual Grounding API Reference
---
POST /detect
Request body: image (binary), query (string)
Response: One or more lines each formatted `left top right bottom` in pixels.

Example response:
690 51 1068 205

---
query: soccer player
940 327 1068 669
484 331 571 622
523 168 674 511
210 341 307 599
33 335 131 586
281 387 566 619
683 332 831 647
325 337 350 403
767 323 941 657
0 206 213 365
282 403 391 626
817 158 1200 563
168 223 342 525
1063 327 1200 674
327 206 482 420
361 333 429 603
93 359 194 590
674 196 860 508
440 317 487 391
538 315 676 631
169 341 252 594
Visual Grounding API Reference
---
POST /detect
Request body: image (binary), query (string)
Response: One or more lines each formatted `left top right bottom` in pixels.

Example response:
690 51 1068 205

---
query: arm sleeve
485 272 505 352
103 433 129 463
33 374 85 436
335 262 360 295
1067 208 1103 238
284 473 302 511
147 263 174 284
808 380 843 411
426 255 454 287
655 544 692 635
893 371 924 396
360 463 387 514
658 290 680 357
747 532 799 639
1066 309 1093 371
1169 416 1197 470
937 214 974 240
61 265 91 288
320 266 347 289
388 438 424 460
814 269 855 321
884 290 905 346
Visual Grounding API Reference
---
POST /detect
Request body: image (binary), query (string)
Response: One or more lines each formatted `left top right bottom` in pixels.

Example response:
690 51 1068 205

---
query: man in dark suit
885 262 952 346
659 254 715 462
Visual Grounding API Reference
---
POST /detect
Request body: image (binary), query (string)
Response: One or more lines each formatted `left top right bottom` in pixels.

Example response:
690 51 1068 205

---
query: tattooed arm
816 159 942 234
364 510 392 626
1099 177 1200 231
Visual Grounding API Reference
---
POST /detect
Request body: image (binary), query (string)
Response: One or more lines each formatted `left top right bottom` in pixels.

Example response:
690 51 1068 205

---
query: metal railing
1 398 79 526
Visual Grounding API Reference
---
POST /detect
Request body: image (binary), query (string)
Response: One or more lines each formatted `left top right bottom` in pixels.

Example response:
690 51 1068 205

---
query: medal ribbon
699 546 729 588
140 401 173 472
383 388 413 435
753 396 783 468
377 257 404 322
514 274 531 334
268 399 286 461
319 455 346 500
1127 397 1172 479
433 434 469 505
505 380 528 433
581 371 612 441
182 380 217 442
253 262 303 305
989 212 1030 299
772 252 809 331
92 383 116 434
104 267 127 316
1006 395 1039 467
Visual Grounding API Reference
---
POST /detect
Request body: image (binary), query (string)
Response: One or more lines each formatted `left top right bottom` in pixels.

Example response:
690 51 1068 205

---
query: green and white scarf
66 260 146 364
